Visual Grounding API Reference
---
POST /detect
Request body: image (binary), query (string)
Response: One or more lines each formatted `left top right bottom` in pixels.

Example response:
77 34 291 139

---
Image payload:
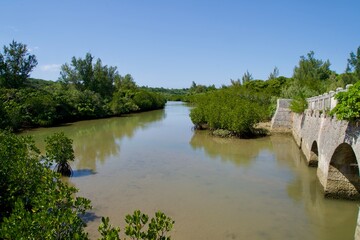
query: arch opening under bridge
325 143 360 200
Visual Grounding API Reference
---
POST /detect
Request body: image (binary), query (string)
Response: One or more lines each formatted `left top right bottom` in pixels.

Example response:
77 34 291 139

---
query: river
21 101 358 239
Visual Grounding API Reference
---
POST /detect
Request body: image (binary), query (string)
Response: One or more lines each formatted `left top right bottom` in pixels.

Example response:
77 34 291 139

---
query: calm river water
22 101 358 239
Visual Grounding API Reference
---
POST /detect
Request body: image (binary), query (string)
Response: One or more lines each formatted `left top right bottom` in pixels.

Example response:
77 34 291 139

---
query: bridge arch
309 141 318 167
325 143 360 200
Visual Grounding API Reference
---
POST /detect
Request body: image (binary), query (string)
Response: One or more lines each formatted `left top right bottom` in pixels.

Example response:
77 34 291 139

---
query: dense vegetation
0 131 91 239
139 86 190 101
190 86 272 137
190 47 360 136
330 81 360 121
0 40 173 239
0 41 166 132
1 38 360 237
0 131 174 239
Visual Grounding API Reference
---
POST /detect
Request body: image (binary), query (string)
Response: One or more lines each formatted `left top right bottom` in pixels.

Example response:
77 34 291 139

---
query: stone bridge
271 84 360 200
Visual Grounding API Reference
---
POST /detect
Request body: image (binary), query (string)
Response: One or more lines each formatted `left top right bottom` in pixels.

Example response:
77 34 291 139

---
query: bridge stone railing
307 84 353 111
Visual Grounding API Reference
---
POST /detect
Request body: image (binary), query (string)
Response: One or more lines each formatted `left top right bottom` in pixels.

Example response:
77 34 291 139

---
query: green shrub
331 82 360 121
0 131 174 239
0 131 91 239
290 94 308 113
190 86 270 137
45 132 75 176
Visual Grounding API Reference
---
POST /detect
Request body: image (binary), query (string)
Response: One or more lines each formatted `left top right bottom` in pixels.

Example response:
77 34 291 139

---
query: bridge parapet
307 84 353 111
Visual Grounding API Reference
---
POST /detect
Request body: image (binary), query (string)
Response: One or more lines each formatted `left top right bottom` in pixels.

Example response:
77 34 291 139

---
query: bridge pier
271 95 360 201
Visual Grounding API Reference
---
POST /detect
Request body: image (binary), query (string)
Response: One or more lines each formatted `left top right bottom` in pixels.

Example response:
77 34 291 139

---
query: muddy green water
22 102 358 239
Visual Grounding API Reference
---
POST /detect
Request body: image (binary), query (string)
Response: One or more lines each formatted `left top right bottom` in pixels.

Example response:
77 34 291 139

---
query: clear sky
1 0 359 88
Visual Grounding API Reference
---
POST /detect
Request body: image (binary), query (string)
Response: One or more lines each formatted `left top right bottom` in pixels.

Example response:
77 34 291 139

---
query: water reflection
270 136 358 240
189 130 272 167
20 103 359 239
72 169 96 178
190 132 358 239
22 109 165 171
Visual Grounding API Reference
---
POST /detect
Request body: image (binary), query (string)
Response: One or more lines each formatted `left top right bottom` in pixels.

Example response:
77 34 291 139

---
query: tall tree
115 73 137 91
59 53 94 91
268 66 279 80
293 51 332 81
59 53 117 98
230 78 241 86
0 41 38 88
242 70 253 84
346 46 360 80
292 51 333 93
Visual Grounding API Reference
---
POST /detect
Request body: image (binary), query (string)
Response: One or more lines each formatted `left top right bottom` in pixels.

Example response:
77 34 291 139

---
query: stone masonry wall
270 99 292 132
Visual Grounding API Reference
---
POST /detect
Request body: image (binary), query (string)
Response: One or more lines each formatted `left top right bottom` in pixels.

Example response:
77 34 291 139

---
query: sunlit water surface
22 102 358 239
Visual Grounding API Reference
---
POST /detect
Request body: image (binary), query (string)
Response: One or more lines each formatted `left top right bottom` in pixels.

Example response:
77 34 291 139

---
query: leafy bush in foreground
0 131 174 239
0 131 91 239
99 210 174 240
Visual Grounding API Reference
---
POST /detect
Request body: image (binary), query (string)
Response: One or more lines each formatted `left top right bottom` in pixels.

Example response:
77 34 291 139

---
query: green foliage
0 41 38 88
0 101 10 129
133 90 167 111
98 210 174 240
109 89 166 115
0 131 91 239
98 217 121 240
290 94 308 113
0 132 174 239
23 90 57 126
330 81 360 121
110 90 139 114
281 80 318 99
347 46 360 80
189 81 216 94
190 86 270 137
268 66 279 80
242 70 253 84
59 52 117 98
45 132 75 176
139 86 190 101
115 74 138 91
0 77 165 131
282 51 334 98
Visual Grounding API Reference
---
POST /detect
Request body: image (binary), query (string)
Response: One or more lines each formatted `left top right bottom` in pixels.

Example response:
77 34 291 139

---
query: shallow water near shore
22 101 358 239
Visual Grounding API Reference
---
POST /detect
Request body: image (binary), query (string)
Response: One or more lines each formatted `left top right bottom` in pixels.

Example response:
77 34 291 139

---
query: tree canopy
0 41 37 88
347 46 360 80
59 53 118 98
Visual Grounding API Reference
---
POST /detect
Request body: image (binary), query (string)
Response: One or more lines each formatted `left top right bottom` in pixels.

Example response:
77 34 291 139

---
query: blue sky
1 0 359 88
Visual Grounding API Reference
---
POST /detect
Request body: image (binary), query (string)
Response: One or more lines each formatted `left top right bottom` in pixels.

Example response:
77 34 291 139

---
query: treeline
140 86 189 101
190 47 360 137
140 81 218 101
0 41 166 131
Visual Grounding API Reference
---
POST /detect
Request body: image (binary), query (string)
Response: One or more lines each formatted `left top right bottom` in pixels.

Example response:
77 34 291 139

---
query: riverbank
207 121 289 139
255 121 292 134
21 102 359 240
